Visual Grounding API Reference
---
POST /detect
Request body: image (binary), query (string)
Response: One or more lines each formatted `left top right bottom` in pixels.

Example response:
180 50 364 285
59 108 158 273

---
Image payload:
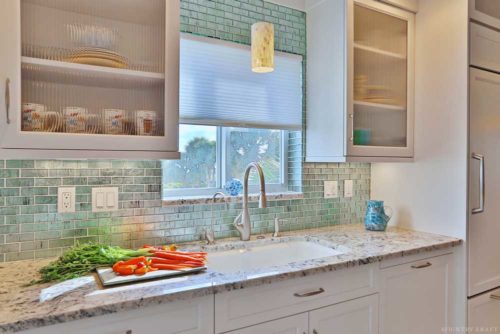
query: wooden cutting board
96 266 207 287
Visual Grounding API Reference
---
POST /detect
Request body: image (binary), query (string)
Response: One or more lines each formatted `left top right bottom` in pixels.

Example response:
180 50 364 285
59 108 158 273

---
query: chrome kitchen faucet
233 162 267 241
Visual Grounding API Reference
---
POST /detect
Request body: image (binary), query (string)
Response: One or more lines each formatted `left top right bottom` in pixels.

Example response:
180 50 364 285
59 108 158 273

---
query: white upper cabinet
0 0 180 159
470 0 500 30
306 0 414 162
377 0 418 13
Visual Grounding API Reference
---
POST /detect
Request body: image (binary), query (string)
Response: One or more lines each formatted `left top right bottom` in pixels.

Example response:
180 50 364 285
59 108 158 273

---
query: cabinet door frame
0 0 179 156
309 294 379 334
470 0 500 30
346 0 415 158
225 313 308 334
379 254 453 334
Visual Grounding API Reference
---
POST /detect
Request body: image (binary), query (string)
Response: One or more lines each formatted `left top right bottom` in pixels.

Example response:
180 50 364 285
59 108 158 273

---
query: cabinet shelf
354 43 406 60
21 57 165 84
354 100 406 111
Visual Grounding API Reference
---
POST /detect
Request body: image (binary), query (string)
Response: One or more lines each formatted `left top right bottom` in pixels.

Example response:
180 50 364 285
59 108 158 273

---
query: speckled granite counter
0 224 461 333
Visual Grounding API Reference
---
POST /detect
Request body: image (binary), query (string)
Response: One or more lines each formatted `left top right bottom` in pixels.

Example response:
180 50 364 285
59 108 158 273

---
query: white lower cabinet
22 295 214 334
225 313 308 334
226 294 378 334
379 254 453 334
20 251 455 334
309 294 379 334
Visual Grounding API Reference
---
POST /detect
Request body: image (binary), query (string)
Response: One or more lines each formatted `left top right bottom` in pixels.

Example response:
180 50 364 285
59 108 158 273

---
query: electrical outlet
58 187 76 213
344 180 354 198
324 181 338 198
92 187 119 212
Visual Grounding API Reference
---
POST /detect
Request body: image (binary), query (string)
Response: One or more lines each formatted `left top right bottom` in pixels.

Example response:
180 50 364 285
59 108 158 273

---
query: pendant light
251 22 274 73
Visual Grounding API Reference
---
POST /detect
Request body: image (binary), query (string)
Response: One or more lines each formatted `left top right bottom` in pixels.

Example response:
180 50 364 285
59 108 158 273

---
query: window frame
163 124 290 198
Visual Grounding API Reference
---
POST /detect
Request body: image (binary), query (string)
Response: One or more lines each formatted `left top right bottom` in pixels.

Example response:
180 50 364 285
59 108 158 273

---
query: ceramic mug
103 109 125 135
135 110 156 136
23 103 63 132
36 111 63 132
64 106 88 133
22 103 45 131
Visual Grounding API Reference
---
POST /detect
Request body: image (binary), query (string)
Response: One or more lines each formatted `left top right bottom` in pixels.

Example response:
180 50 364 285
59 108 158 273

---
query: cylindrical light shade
251 22 274 73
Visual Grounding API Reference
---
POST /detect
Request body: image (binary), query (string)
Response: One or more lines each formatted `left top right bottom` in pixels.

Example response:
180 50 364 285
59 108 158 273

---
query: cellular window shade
180 34 303 130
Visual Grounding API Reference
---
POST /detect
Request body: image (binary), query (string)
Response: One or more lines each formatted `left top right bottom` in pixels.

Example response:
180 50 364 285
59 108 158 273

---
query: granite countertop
0 224 462 333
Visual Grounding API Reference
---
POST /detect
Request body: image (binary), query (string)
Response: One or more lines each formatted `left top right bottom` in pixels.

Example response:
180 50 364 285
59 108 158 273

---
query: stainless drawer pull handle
472 153 485 214
491 294 500 301
294 287 325 297
411 262 432 269
5 78 10 124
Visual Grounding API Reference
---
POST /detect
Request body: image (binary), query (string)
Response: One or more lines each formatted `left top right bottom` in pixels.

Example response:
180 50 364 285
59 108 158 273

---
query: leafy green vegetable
32 243 150 284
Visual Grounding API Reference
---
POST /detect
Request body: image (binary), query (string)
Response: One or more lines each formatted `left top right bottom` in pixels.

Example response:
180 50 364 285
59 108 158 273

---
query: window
163 35 303 198
162 125 290 196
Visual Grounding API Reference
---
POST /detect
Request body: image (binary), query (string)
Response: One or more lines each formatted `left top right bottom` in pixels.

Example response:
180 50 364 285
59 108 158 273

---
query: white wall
371 0 469 240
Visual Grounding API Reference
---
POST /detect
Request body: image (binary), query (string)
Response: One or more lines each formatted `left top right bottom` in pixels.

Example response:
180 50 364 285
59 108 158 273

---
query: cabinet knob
313 330 319 334
126 330 132 334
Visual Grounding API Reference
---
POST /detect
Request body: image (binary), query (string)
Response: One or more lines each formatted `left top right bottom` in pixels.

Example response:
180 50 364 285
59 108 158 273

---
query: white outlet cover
58 187 76 213
344 180 354 198
324 181 338 198
92 187 119 212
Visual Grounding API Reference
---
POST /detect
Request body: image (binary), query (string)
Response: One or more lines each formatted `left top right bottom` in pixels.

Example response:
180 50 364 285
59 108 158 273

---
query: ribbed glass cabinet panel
20 0 165 137
352 3 408 148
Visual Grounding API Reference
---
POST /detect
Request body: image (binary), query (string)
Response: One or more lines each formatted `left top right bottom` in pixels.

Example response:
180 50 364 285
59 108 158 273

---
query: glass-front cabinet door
347 0 414 158
0 0 179 158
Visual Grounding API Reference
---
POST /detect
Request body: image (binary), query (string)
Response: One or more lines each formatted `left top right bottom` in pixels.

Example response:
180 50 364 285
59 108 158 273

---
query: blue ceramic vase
364 200 392 231
224 179 243 196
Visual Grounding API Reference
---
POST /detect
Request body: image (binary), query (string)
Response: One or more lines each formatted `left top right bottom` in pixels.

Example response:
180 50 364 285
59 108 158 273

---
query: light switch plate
344 180 354 198
92 187 119 212
58 187 76 213
324 181 338 198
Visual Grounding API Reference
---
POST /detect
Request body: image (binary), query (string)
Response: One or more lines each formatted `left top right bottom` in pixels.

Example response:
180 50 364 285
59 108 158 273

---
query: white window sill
162 191 304 206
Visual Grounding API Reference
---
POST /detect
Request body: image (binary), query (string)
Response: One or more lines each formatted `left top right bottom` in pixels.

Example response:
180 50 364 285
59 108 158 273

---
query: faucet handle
273 218 287 238
205 228 215 245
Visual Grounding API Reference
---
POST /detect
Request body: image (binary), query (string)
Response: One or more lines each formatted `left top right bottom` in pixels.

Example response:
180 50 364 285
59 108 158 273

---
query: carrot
152 251 204 262
150 257 204 266
150 263 189 270
149 250 207 256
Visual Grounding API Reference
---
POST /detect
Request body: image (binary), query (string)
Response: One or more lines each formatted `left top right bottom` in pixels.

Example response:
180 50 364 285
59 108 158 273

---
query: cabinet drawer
469 287 500 329
225 313 308 334
215 264 378 333
470 22 500 73
22 296 214 334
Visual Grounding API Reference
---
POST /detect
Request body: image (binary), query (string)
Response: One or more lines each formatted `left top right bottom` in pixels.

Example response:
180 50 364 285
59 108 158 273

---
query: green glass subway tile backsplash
0 0 370 262
0 160 369 262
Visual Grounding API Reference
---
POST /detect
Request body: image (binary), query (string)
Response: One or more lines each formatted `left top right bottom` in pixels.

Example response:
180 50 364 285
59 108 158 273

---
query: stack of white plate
66 47 128 69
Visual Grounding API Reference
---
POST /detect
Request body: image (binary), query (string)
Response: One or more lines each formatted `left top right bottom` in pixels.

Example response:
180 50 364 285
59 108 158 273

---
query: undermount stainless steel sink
207 238 349 274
